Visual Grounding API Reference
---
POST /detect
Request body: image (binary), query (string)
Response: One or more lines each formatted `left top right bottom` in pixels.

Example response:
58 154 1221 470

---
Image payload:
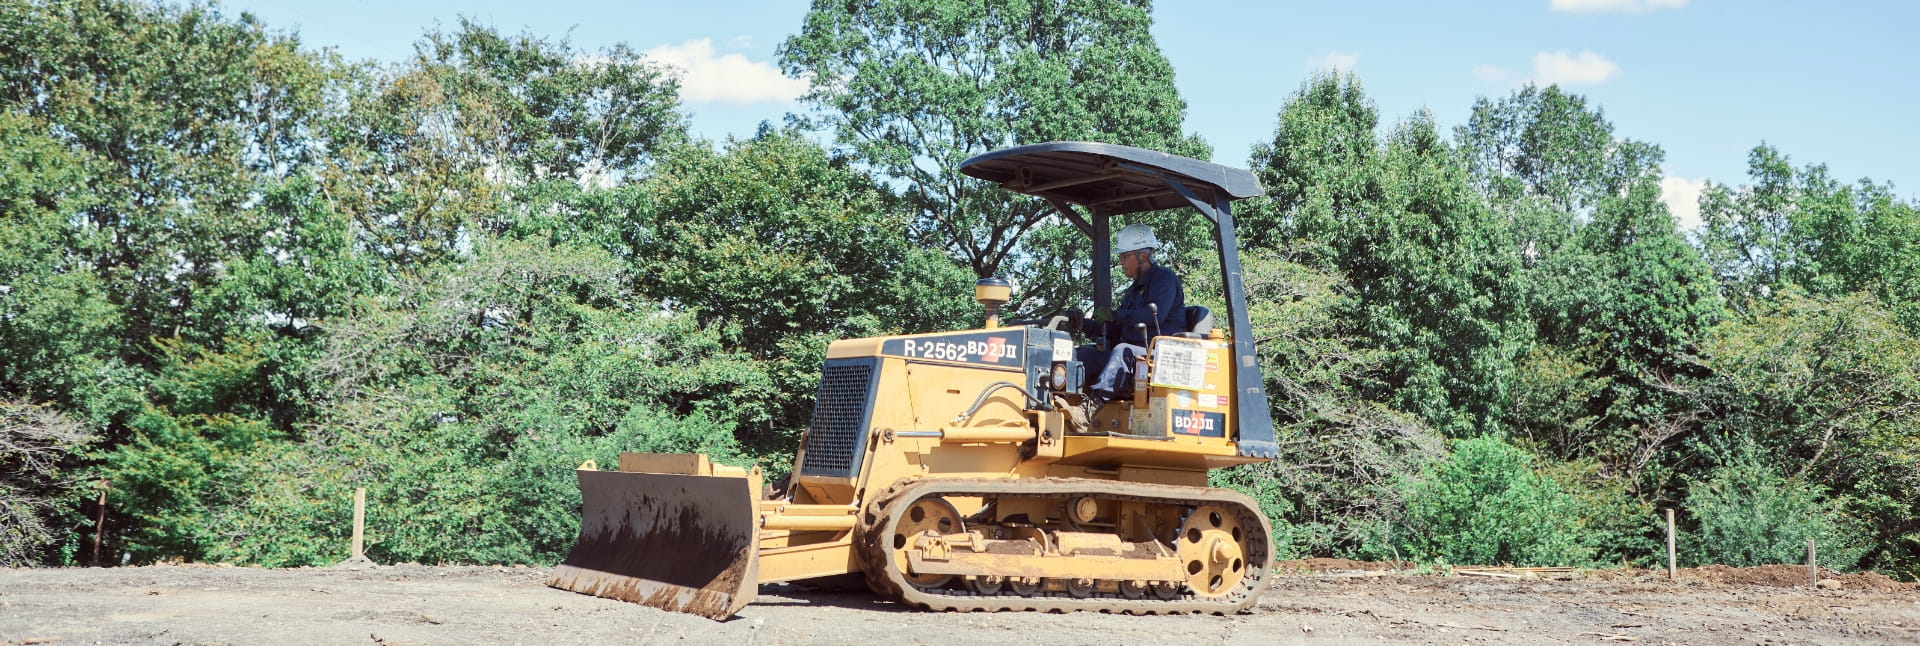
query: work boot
1061 396 1091 432
1079 394 1106 430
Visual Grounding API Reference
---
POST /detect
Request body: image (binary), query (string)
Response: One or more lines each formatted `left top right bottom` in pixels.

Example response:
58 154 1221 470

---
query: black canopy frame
961 141 1277 459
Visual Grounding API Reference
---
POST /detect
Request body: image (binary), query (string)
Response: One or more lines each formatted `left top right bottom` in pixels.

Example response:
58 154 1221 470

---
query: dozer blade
548 469 760 620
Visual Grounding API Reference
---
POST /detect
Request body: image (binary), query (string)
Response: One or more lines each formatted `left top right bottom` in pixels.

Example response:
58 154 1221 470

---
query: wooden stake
1808 539 1817 587
93 481 108 566
1665 508 1676 581
351 487 366 559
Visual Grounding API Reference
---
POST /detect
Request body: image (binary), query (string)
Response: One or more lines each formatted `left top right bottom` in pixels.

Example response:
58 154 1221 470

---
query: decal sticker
883 331 1021 368
1170 409 1227 438
1149 338 1208 391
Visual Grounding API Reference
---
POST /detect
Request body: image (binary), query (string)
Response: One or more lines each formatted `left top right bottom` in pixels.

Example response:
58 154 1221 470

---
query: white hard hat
1115 223 1160 254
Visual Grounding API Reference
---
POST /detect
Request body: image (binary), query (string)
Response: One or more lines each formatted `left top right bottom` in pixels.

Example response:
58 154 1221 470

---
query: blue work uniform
1076 263 1185 401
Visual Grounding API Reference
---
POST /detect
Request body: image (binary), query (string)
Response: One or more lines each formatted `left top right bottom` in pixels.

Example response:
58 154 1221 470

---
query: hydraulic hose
950 381 1048 425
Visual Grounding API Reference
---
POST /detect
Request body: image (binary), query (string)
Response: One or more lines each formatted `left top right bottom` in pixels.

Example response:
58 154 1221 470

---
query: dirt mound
1275 557 1414 572
1273 559 1918 592
1580 567 1666 583
1682 564 1918 591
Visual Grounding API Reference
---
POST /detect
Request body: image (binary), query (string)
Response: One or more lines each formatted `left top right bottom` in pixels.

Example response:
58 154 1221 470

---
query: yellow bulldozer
548 142 1283 619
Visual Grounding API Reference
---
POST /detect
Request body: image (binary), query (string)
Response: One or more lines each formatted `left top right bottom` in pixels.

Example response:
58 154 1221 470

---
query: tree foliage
778 0 1211 317
1689 290 1920 575
1250 74 1528 436
1456 84 1661 213
1373 436 1595 567
320 18 688 269
1 0 326 360
246 239 767 565
628 131 973 357
1241 71 1379 256
1456 84 1726 497
1685 445 1866 569
0 399 95 565
1207 251 1444 556
1698 145 1920 331
4 0 1919 580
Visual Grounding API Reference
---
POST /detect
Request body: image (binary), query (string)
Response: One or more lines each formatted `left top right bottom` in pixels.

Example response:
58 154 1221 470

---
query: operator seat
1177 305 1213 339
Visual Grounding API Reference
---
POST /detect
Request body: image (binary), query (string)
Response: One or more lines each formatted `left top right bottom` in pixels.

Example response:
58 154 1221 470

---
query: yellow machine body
552 324 1273 618
551 141 1282 618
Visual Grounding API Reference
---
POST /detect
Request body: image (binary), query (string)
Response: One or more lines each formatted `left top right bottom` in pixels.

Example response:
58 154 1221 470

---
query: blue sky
218 0 1919 227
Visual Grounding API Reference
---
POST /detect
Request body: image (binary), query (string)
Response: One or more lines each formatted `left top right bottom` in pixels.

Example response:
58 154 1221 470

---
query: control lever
1133 322 1151 409
1147 303 1162 340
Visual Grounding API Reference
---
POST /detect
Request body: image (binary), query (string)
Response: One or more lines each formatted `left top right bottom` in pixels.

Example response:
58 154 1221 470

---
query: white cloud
1550 0 1686 13
1307 50 1360 73
643 38 809 105
1473 64 1511 81
1660 176 1707 231
1532 50 1621 85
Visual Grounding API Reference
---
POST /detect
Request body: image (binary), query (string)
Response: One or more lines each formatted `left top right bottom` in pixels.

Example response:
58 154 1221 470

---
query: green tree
415 20 685 185
0 0 331 363
1696 145 1799 311
0 399 95 565
2 0 357 562
1455 84 1660 213
1249 76 1529 436
605 130 977 450
1364 114 1529 434
1207 251 1445 557
1374 436 1595 567
1241 71 1379 256
0 111 139 424
192 236 774 565
1685 444 1865 569
1698 144 1920 331
1457 85 1725 493
1691 290 1920 577
97 335 296 561
627 131 973 355
319 18 688 270
1518 181 1722 484
778 0 1209 316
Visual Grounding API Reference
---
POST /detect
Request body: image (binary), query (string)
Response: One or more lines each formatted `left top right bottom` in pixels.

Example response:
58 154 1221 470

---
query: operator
1075 223 1185 409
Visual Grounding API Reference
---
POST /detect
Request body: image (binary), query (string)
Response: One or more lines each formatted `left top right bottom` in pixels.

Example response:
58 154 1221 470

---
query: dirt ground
3 562 1918 646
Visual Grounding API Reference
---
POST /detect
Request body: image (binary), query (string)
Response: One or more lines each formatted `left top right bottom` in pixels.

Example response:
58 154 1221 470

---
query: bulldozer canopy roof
960 141 1263 216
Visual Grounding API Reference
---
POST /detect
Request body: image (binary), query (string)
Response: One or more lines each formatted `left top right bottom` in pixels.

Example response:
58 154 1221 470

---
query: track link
855 477 1272 615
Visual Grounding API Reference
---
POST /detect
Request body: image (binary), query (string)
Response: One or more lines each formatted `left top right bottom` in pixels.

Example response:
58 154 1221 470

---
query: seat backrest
1179 305 1213 338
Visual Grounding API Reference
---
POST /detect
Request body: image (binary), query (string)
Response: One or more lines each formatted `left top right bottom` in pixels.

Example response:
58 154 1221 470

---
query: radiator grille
798 361 875 478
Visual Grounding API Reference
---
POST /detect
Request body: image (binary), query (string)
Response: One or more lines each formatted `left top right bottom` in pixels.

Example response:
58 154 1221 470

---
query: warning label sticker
1149 338 1208 391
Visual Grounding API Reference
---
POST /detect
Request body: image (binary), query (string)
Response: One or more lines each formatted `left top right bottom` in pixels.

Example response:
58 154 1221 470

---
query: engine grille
798 360 876 478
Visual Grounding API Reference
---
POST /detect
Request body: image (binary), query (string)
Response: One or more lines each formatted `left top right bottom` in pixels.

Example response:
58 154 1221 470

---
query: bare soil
3 562 1917 645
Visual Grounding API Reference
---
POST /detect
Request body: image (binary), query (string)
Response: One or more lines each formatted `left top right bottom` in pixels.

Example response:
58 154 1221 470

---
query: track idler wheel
895 497 965 589
1178 503 1248 597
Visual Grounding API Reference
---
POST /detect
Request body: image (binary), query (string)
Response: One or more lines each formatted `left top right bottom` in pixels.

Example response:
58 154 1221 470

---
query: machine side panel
876 327 1066 408
797 357 882 479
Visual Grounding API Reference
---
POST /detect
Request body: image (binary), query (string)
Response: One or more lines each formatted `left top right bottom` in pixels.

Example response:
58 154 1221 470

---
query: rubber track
855 477 1272 615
